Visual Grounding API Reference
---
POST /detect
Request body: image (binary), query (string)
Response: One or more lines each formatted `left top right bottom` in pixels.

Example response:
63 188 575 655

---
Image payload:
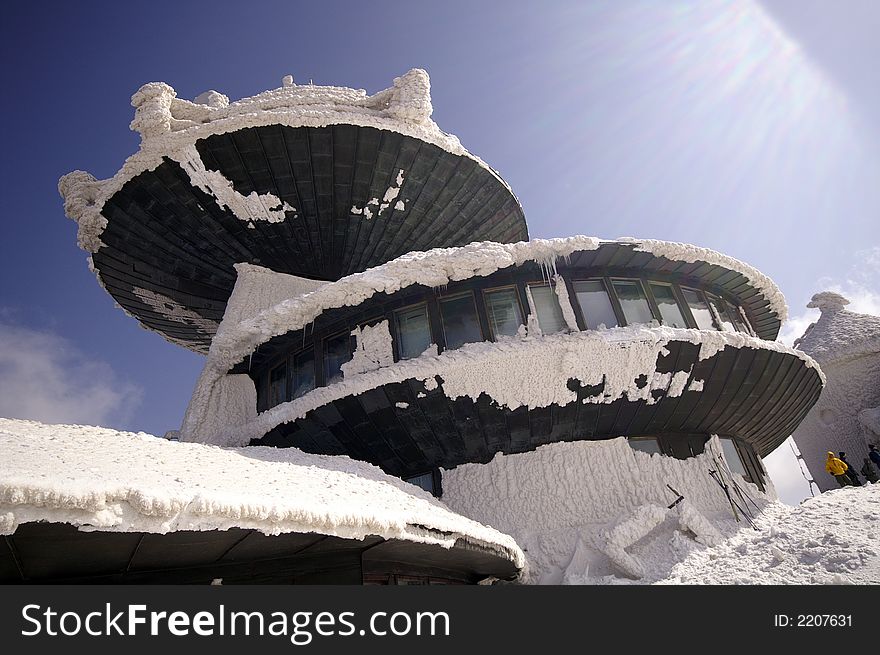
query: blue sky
1 1 878 504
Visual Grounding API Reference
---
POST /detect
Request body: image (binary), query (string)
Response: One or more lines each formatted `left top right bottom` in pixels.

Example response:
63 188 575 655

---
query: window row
626 435 765 488
260 277 754 410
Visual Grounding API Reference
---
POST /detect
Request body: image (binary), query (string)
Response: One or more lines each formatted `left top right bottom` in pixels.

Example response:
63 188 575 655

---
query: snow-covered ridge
0 418 525 572
58 69 514 253
184 325 823 447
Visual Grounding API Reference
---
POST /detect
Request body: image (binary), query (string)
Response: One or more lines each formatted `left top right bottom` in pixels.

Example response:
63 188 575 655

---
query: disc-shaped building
5 69 826 584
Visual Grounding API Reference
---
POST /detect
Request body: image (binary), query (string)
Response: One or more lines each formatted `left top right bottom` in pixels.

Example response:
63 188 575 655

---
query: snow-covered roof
794 292 880 363
58 69 511 255
0 418 525 572
208 235 788 375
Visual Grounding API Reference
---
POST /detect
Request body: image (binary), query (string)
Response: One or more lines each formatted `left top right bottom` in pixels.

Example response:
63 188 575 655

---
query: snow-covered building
0 418 523 584
791 292 880 492
7 70 826 583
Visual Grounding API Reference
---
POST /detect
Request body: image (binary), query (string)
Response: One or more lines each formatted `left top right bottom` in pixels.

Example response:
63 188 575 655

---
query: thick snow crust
177 145 296 227
341 320 394 377
553 274 580 332
440 436 778 584
0 418 524 570
58 69 507 254
224 263 326 326
186 374 257 442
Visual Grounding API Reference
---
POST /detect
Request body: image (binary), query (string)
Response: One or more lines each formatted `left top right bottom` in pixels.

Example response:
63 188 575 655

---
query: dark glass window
719 437 747 477
528 284 567 334
649 282 688 328
573 279 618 330
395 304 432 360
268 362 288 407
611 279 654 325
291 349 315 399
324 333 352 385
404 472 435 494
730 304 752 335
681 287 716 330
439 294 482 350
627 437 662 455
255 375 267 411
707 294 736 332
484 287 524 339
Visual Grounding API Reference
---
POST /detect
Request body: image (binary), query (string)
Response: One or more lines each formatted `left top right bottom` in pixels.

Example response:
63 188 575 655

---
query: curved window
573 279 618 330
627 436 662 455
269 362 288 407
706 293 736 332
484 287 524 338
395 304 432 360
611 279 654 325
252 271 758 410
730 305 752 335
719 437 747 477
439 293 483 350
291 349 315 399
527 284 567 334
681 287 716 331
649 282 688 328
404 471 437 495
324 332 352 385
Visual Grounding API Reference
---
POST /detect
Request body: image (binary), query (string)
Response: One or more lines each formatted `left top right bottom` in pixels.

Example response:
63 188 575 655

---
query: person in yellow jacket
826 451 851 487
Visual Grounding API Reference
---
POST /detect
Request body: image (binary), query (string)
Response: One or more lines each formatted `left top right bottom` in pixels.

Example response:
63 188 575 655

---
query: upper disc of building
58 69 528 352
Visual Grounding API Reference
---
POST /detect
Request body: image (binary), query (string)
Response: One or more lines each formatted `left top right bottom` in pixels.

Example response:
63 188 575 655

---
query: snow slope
660 483 880 584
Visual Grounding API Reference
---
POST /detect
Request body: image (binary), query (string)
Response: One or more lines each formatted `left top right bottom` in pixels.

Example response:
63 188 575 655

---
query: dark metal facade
93 124 527 352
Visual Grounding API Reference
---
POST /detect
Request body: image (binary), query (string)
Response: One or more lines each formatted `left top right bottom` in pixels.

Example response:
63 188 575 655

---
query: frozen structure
791 292 880 492
19 69 824 583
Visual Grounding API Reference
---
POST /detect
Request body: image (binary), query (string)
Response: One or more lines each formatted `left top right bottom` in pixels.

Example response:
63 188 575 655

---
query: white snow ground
659 483 880 585
561 482 880 585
